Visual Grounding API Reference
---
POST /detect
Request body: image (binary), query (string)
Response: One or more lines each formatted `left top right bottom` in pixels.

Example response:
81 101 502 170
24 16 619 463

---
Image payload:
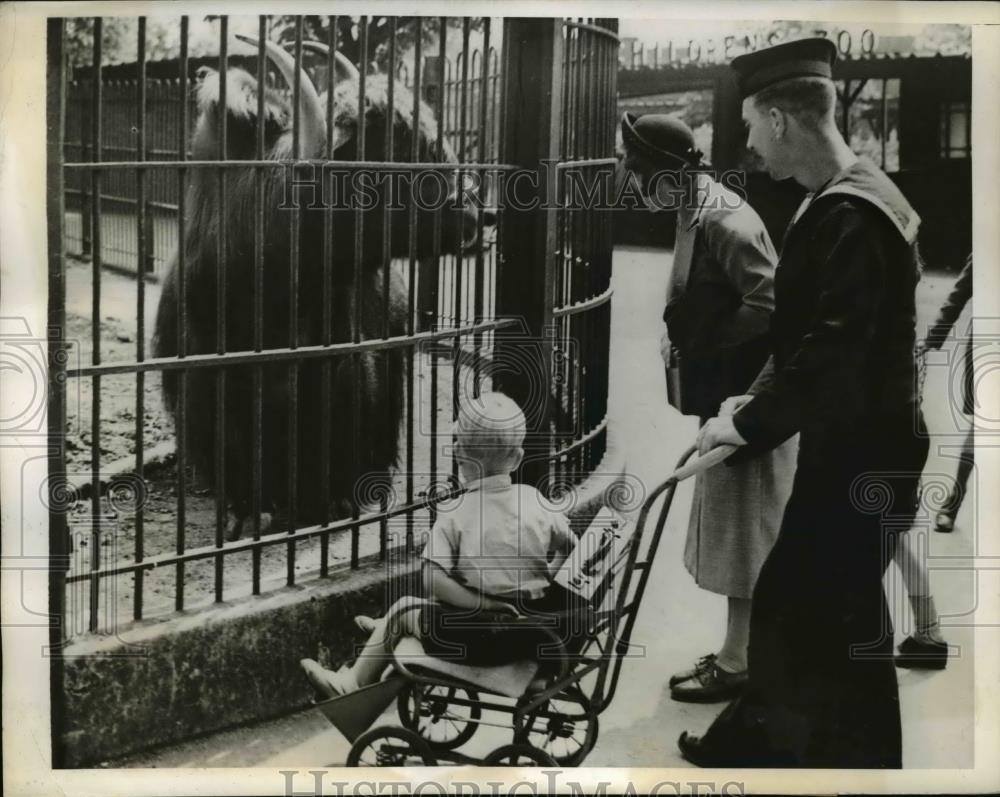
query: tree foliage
268 16 485 73
64 17 178 68
64 15 488 75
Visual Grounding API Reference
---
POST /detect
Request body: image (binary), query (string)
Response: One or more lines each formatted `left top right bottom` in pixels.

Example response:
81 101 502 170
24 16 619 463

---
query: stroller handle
667 443 739 482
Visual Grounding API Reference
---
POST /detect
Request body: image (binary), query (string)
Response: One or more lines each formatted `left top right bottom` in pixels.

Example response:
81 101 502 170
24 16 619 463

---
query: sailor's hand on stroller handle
695 415 747 455
719 394 753 417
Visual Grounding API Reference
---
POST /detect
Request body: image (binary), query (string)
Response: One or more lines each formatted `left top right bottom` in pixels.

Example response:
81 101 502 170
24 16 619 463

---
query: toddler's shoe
300 658 359 698
354 615 377 633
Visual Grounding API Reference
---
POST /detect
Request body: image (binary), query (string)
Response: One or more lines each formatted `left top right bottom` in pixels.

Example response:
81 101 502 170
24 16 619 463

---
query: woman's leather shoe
669 653 717 688
671 660 747 703
895 635 948 670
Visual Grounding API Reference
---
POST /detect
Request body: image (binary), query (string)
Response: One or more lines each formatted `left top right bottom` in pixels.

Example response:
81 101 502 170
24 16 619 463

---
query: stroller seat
392 635 540 698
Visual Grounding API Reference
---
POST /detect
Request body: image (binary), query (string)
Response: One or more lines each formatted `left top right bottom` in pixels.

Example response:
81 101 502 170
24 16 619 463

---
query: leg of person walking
893 529 948 669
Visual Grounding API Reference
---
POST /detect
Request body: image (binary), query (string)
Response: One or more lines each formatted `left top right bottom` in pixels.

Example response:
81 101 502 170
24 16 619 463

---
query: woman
621 112 797 702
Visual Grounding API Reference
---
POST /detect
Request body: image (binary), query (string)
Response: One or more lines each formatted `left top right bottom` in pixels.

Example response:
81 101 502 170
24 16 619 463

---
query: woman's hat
620 112 703 167
730 37 838 100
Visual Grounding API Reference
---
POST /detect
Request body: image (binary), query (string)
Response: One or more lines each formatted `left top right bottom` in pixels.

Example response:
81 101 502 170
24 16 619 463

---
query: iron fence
552 20 618 492
48 15 618 641
62 42 504 285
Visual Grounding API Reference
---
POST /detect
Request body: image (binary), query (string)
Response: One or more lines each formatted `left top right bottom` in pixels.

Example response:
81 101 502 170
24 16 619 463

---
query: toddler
301 391 582 697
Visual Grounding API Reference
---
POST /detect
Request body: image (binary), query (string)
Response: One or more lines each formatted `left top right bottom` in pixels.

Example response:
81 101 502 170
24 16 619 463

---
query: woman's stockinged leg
717 596 752 673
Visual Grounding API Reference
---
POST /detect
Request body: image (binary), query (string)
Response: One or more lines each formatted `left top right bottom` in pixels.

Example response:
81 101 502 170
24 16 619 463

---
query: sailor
682 37 929 768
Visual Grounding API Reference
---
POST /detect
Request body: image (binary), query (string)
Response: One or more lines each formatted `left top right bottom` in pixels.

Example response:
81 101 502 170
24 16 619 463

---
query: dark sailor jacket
732 159 923 466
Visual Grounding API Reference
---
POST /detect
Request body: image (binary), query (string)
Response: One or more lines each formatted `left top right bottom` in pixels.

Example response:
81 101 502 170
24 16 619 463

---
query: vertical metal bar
881 77 888 169
601 22 617 466
489 46 500 340
378 17 397 560
579 26 595 470
565 24 577 471
209 16 229 608
553 25 568 480
350 16 369 570
319 15 337 577
249 18 266 595
175 16 189 614
451 17 470 451
428 20 446 510
286 17 304 588
89 17 103 634
405 21 422 555
593 30 605 470
382 20 396 341
560 23 572 322
47 19 69 764
596 30 608 469
80 80 93 257
567 25 581 471
133 17 147 621
593 27 604 468
582 28 594 469
353 20 368 338
472 19 491 397
440 56 453 331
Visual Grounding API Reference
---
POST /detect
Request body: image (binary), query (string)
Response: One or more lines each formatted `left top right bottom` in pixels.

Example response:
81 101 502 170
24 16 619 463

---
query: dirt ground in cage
61 258 480 629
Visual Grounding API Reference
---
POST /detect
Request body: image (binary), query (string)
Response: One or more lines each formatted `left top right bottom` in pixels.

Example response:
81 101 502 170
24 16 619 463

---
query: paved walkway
110 247 975 769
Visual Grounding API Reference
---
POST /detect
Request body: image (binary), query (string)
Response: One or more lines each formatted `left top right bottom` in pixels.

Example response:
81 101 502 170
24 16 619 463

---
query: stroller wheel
514 691 598 766
398 683 480 751
347 726 437 767
484 743 558 766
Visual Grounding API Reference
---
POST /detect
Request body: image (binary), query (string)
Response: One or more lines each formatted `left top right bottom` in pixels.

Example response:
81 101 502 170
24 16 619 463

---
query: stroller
314 444 730 766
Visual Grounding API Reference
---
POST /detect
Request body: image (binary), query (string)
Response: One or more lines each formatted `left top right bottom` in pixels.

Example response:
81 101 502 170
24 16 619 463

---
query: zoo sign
626 27 879 68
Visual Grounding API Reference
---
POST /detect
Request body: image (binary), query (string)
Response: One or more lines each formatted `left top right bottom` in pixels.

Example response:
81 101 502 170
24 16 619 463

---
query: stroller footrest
315 675 408 743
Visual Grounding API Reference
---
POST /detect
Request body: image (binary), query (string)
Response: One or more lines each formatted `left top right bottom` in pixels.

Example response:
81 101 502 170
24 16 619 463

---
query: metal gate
496 18 618 494
46 16 618 644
